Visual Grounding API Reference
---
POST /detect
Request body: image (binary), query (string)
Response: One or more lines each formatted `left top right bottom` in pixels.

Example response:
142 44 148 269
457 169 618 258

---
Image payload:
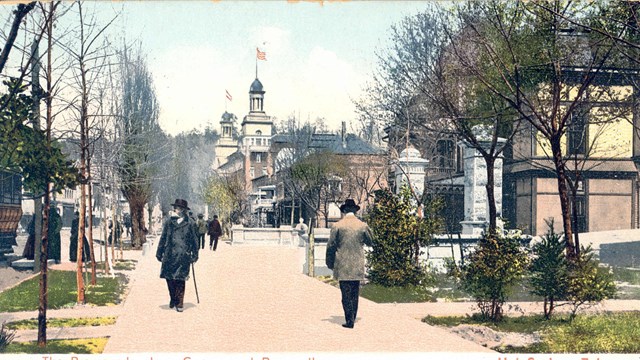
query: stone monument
459 125 505 236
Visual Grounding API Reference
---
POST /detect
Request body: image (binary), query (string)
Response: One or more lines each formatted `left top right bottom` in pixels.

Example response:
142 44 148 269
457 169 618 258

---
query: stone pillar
459 138 505 236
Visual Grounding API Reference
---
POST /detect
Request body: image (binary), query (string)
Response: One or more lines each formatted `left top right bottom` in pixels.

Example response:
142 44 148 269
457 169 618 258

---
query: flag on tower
225 89 232 101
256 47 267 61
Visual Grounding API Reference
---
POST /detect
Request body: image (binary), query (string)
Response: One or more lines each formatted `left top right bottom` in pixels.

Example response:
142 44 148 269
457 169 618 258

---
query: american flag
256 47 267 61
225 89 232 101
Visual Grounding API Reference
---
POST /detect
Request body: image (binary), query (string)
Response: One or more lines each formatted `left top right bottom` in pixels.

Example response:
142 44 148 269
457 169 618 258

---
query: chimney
341 121 346 148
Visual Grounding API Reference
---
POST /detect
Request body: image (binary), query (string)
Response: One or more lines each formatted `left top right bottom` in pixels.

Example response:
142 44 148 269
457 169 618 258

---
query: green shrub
365 186 442 287
529 219 568 319
566 245 616 319
0 322 16 353
448 232 529 322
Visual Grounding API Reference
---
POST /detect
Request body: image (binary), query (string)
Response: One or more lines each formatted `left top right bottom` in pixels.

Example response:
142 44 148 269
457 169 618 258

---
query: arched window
256 130 262 136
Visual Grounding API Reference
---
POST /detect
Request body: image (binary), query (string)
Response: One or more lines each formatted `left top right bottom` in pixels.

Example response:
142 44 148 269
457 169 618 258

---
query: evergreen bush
448 232 529 322
529 219 568 319
365 186 442 287
566 245 616 319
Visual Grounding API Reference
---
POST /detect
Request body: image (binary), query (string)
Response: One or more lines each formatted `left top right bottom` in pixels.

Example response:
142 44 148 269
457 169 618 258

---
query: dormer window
256 130 262 136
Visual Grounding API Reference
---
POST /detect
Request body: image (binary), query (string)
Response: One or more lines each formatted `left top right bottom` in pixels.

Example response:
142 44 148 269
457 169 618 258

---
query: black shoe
176 306 184 312
342 323 354 329
169 301 175 309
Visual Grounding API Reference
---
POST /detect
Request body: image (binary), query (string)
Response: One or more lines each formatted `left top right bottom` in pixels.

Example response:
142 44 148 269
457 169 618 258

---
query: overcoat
207 219 222 237
156 215 199 281
325 214 373 281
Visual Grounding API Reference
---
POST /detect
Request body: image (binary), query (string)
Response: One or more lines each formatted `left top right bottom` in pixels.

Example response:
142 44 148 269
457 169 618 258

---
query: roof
250 78 264 93
320 133 385 155
271 132 384 155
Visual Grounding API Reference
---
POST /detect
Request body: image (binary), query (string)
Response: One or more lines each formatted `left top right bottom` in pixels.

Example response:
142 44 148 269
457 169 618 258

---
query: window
256 130 262 136
568 105 588 155
256 153 262 163
250 167 255 178
436 139 455 168
262 167 268 176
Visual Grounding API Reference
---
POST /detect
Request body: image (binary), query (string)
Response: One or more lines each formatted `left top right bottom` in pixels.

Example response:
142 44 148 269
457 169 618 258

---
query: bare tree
116 44 161 249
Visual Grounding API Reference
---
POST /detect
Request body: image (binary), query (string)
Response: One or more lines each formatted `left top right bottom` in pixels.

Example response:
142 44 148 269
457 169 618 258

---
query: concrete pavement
102 240 493 353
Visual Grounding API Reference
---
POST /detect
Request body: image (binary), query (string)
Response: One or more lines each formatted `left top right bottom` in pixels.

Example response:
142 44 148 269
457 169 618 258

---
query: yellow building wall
535 84 633 158
535 178 563 235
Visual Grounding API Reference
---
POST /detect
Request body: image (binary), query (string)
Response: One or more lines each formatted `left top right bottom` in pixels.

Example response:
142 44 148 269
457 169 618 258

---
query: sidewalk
102 240 493 353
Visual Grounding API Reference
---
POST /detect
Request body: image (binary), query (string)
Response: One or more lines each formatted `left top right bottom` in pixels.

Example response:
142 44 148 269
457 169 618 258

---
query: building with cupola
215 77 274 194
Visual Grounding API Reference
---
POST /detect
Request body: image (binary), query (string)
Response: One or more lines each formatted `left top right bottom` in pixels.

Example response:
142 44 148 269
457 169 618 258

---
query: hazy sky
99 1 427 136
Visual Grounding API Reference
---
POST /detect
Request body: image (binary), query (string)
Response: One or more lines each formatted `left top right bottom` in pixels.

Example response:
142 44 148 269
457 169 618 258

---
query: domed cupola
399 146 422 160
249 78 265 113
250 78 264 93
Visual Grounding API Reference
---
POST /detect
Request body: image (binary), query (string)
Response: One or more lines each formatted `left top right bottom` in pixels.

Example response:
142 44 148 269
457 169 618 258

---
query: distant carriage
0 170 22 261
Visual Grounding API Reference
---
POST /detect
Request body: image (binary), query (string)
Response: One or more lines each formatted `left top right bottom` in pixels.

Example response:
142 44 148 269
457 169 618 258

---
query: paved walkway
3 233 640 352
102 240 493 353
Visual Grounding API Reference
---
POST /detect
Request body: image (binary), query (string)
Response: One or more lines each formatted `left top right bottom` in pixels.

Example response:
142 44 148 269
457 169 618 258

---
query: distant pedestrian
325 199 373 329
196 214 207 249
123 213 132 238
22 214 36 260
47 205 62 264
156 199 199 312
69 211 91 262
108 219 123 246
207 215 222 251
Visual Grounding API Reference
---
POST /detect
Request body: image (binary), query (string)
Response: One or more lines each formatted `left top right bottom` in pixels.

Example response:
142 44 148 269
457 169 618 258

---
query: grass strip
3 337 107 354
0 270 127 312
5 317 117 330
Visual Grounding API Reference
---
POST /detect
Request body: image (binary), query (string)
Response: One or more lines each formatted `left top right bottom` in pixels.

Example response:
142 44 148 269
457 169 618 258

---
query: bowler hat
171 199 190 210
339 199 360 213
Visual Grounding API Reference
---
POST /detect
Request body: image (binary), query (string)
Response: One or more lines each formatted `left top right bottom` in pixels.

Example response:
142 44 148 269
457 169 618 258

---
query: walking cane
191 262 200 304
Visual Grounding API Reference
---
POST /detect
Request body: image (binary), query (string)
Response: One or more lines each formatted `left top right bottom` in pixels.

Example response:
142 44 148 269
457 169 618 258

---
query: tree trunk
0 2 36 74
37 183 51 347
130 196 146 250
87 181 96 285
484 156 497 236
550 136 576 258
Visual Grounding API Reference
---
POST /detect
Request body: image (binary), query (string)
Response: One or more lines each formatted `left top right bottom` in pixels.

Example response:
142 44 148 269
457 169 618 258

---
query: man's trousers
339 280 360 327
209 235 219 251
166 279 186 308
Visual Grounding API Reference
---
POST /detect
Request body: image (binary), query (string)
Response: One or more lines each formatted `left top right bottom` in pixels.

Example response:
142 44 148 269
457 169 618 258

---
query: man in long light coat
156 199 199 312
326 199 373 329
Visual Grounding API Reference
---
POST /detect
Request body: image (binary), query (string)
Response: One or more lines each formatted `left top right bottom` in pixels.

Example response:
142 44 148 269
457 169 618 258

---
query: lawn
3 337 107 354
4 317 117 330
0 270 128 312
343 265 640 304
423 311 640 353
95 259 138 271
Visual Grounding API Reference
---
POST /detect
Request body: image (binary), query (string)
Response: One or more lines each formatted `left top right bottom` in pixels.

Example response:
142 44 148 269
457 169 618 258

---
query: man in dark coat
326 199 373 329
196 213 207 250
207 214 223 251
156 199 199 312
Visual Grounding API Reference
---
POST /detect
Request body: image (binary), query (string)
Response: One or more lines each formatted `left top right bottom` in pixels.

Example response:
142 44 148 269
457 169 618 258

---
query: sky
93 1 430 136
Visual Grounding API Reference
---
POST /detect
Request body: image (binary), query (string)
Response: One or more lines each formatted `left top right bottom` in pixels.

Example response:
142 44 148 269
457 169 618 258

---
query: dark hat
339 199 360 213
171 199 190 210
197 213 204 218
